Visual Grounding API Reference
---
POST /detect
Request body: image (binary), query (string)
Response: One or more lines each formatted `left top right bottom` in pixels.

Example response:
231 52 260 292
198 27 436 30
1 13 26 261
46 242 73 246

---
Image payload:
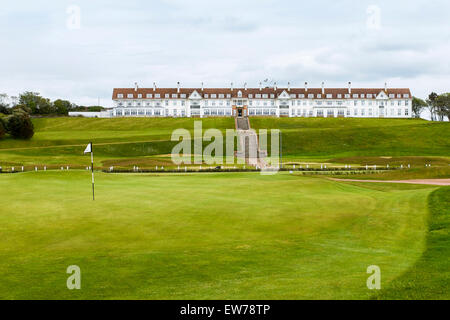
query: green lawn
0 171 446 299
0 117 448 170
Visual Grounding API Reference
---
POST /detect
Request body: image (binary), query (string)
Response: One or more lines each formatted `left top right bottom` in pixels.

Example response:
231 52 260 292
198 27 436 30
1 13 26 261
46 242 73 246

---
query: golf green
0 171 442 299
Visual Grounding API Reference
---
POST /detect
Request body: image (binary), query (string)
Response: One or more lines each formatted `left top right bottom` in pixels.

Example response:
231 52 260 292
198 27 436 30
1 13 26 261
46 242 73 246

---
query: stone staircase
235 117 268 168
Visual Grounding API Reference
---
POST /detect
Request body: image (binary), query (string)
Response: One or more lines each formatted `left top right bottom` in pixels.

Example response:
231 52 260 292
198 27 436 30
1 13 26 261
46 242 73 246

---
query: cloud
0 0 449 106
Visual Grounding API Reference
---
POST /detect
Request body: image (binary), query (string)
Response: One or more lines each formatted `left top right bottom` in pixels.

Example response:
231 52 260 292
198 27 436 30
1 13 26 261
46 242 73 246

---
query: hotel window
389 94 395 98
398 109 401 116
165 100 169 106
397 94 401 98
256 94 261 98
172 94 178 98
127 94 134 98
138 94 142 98
116 110 123 116
271 109 276 115
367 94 372 98
354 100 358 106
326 94 332 98
337 94 342 98
405 100 409 106
398 101 402 106
249 100 253 106
361 94 365 98
369 108 373 116
361 101 366 106
317 94 322 98
327 101 332 106
219 94 224 98
308 94 314 98
316 101 322 105
155 94 160 98
290 94 296 98
211 94 217 98
271 101 275 106
354 109 358 116
299 94 305 98
270 94 275 98
127 102 132 106
204 94 209 98
227 94 231 98
256 109 262 115
353 94 358 98
317 110 324 117
405 109 409 116
118 94 124 98
264 101 268 106
263 94 268 98
180 94 186 98
345 94 350 98
146 94 152 98
165 94 170 98
361 109 365 116
137 102 141 106
249 109 255 115
404 94 409 98
248 94 253 98
264 109 270 115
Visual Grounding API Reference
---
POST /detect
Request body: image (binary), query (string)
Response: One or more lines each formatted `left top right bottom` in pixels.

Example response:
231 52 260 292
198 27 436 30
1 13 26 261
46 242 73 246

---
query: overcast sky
1 0 449 107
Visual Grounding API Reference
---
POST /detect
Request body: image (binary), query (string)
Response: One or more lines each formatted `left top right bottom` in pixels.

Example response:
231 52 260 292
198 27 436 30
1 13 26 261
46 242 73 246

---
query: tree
0 103 12 115
53 99 73 115
435 93 450 121
412 97 427 118
6 113 34 139
426 92 438 121
19 92 54 115
0 118 5 140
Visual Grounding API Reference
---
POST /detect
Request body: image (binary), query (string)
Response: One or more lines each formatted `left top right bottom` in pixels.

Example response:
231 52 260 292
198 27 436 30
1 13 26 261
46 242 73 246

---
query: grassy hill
0 117 448 169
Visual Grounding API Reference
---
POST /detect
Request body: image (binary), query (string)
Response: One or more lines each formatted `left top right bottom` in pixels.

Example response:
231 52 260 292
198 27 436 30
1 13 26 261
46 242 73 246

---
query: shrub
6 113 34 139
0 118 5 139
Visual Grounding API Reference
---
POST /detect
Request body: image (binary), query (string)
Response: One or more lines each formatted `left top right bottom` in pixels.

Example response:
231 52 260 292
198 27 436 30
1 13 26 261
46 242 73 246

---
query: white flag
84 143 92 154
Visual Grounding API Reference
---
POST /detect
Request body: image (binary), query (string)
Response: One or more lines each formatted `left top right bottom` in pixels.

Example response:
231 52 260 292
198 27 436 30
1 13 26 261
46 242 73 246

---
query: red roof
112 87 411 100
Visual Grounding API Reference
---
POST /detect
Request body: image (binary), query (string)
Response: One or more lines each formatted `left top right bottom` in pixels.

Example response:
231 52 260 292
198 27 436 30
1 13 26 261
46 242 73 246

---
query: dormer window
138 94 142 98
180 94 186 98
299 94 305 98
165 94 170 98
117 94 124 99
290 94 296 98
397 94 401 98
146 94 152 98
263 94 268 98
270 94 275 98
326 94 332 99
219 94 224 98
353 94 358 98
308 94 314 99
317 94 322 98
403 94 409 98
211 94 217 98
155 94 160 98
172 94 178 98
256 94 261 98
345 94 350 98
204 94 209 98
127 94 134 98
389 94 395 98
226 94 231 98
248 94 253 98
367 94 372 98
337 94 342 98
237 91 242 98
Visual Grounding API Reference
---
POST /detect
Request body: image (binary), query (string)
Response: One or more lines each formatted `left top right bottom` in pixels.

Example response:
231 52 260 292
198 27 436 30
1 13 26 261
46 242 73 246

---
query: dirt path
330 178 450 186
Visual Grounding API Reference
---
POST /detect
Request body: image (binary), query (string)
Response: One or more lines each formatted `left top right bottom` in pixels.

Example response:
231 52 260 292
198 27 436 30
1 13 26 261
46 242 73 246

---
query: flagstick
91 142 95 201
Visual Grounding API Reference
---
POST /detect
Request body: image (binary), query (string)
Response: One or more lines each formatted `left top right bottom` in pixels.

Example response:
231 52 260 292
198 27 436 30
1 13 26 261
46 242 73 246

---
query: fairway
0 170 443 299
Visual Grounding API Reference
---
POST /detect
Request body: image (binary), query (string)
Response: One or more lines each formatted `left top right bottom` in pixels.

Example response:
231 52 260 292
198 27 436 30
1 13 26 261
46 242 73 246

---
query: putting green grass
0 171 442 299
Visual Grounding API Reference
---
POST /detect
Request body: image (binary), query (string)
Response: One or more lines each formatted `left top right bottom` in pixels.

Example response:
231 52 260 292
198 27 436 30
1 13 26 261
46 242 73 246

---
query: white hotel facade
106 82 412 119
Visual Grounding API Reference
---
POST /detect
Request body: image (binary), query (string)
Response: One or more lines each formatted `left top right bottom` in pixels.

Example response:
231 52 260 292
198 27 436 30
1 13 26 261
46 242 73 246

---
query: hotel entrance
232 106 248 118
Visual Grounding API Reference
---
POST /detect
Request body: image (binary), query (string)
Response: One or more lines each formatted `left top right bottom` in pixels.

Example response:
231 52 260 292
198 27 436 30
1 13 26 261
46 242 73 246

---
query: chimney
305 82 308 92
321 81 325 95
244 82 247 91
134 82 138 92
259 82 262 91
288 82 291 92
201 82 204 91
153 82 156 92
177 82 180 94
384 82 387 92
274 82 277 91
348 81 352 94
231 82 233 91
